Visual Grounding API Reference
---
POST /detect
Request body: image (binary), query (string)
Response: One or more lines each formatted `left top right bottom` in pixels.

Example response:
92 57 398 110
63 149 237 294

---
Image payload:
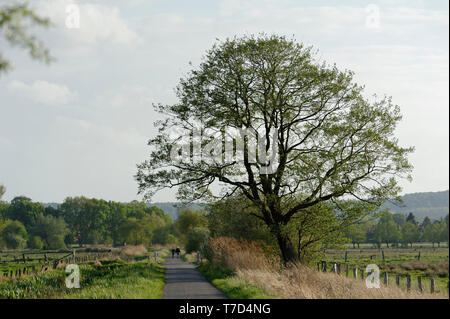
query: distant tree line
345 211 449 248
0 188 177 250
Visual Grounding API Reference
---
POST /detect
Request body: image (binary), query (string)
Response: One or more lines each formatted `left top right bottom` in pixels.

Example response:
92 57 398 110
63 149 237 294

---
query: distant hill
381 190 449 220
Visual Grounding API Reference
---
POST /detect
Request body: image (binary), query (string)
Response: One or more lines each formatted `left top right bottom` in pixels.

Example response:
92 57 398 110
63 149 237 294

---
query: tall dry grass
207 237 447 299
120 244 147 256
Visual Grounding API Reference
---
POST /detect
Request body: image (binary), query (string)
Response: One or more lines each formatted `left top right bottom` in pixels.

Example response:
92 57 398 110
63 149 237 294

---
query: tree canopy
136 34 413 263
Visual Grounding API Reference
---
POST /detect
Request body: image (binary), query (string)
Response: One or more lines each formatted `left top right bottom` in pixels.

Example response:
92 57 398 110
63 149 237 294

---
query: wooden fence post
396 275 400 287
430 278 435 294
317 262 320 272
360 269 364 280
22 254 26 263
383 272 388 285
418 277 422 293
381 250 385 263
407 275 411 291
322 261 327 272
353 268 357 279
417 251 421 261
337 263 341 275
344 251 348 263
345 264 349 277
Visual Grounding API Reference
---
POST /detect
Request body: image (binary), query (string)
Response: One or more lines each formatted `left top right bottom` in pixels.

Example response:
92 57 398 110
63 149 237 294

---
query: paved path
162 257 227 299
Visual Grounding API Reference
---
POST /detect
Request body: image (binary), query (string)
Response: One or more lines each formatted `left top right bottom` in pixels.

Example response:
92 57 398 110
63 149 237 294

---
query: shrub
185 227 210 253
0 220 28 249
28 236 44 249
47 234 66 250
206 237 277 271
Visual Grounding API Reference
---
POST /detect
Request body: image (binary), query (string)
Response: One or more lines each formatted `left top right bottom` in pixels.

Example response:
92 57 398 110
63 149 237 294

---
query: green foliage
175 209 208 242
136 34 413 263
28 235 44 249
0 260 166 299
118 217 153 246
406 212 418 225
207 195 274 244
374 211 401 247
0 185 5 200
392 213 406 227
287 200 371 262
29 214 68 250
0 200 9 220
401 221 420 247
345 222 369 248
60 197 110 246
185 227 210 253
5 196 45 228
0 2 53 74
0 220 28 249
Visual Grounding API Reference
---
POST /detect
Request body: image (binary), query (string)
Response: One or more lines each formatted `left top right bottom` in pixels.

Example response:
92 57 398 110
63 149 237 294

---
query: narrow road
162 257 227 299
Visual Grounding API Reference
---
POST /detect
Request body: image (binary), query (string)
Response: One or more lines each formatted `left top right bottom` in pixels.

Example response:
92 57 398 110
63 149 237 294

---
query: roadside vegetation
0 246 169 299
198 237 448 299
0 259 165 299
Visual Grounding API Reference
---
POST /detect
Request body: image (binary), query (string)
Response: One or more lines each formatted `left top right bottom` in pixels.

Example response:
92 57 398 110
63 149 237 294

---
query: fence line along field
320 244 449 294
0 245 169 299
0 246 147 279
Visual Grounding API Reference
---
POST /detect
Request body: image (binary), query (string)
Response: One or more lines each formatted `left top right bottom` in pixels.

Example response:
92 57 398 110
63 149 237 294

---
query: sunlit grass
0 259 166 299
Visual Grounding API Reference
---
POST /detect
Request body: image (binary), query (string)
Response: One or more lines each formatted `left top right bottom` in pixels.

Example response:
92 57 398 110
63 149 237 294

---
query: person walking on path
171 249 175 258
176 247 181 258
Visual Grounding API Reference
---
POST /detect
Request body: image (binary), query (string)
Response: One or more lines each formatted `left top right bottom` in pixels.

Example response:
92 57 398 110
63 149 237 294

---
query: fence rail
0 250 116 279
317 260 449 295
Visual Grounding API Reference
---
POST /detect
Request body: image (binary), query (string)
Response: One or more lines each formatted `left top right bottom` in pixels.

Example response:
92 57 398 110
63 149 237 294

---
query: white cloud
92 84 175 109
55 116 148 149
7 80 74 105
36 0 141 46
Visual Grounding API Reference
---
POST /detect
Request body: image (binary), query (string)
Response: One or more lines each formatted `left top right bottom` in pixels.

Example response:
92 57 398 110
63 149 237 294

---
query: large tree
60 197 109 246
136 34 413 264
6 196 45 228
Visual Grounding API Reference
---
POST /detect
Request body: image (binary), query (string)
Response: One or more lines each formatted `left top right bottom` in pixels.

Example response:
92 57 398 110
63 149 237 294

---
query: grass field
0 246 170 299
0 259 166 299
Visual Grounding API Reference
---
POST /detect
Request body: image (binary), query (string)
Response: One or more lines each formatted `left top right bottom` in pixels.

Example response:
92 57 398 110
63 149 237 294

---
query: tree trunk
297 229 302 260
275 230 297 266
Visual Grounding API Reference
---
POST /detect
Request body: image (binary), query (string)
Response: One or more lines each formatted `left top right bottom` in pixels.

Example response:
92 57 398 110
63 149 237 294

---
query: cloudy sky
0 0 448 203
